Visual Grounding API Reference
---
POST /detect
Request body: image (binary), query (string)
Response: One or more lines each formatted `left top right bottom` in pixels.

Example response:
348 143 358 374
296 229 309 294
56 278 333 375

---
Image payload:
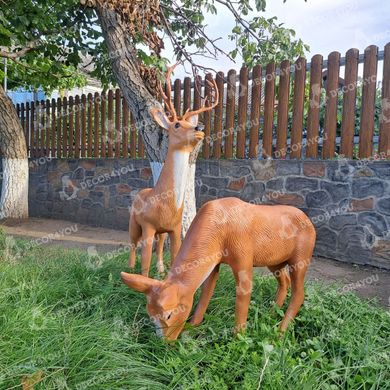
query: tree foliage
0 0 308 94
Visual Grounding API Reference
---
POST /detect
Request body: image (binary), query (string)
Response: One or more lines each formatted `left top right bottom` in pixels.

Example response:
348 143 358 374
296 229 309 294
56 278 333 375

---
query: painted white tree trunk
0 158 29 219
0 84 29 220
150 161 197 237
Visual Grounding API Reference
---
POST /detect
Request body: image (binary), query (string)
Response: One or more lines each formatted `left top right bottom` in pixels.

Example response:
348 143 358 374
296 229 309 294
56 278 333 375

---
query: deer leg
155 233 167 274
279 258 309 332
232 266 253 333
190 265 220 326
140 225 156 277
168 226 181 265
268 263 291 307
128 215 142 269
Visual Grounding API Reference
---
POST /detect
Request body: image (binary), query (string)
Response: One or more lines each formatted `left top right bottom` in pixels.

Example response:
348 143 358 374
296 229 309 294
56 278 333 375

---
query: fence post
379 43 390 158
276 60 290 159
323 51 340 159
213 71 224 159
263 62 276 158
225 69 236 158
340 48 359 158
236 67 248 158
249 65 262 158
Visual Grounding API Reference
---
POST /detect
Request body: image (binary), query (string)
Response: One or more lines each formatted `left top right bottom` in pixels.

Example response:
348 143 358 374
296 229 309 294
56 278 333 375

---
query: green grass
0 233 389 389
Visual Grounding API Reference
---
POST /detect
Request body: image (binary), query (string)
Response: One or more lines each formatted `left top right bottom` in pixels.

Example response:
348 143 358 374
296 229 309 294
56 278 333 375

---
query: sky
165 0 390 79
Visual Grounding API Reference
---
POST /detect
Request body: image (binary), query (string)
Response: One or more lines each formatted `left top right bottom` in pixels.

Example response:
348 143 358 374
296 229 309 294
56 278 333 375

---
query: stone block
306 190 332 208
276 161 301 176
357 212 388 237
329 214 357 230
228 177 246 191
349 198 374 212
320 182 350 202
252 160 276 180
266 192 305 206
285 177 319 192
377 197 390 216
352 178 385 198
303 162 326 177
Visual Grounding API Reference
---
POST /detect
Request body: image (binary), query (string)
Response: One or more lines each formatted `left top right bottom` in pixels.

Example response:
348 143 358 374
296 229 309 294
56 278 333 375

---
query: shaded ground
1 217 389 308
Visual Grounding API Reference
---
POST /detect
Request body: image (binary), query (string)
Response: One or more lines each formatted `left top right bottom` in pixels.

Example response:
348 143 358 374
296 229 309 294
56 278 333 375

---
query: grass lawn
0 234 389 389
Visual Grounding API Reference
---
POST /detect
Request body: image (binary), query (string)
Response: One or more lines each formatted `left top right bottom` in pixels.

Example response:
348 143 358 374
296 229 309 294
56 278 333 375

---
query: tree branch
0 41 39 60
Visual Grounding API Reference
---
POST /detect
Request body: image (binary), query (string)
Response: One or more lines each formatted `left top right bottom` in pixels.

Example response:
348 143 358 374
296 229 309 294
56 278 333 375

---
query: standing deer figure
122 198 316 340
129 65 219 276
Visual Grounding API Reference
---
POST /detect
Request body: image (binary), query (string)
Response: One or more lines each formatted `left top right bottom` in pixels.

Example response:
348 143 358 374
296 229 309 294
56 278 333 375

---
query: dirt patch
1 217 389 308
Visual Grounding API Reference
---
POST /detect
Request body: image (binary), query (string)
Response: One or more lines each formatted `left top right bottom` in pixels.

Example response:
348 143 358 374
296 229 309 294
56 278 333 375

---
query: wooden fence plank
50 99 56 157
174 79 181 117
101 92 106 158
30 101 36 157
74 95 80 158
62 97 68 157
236 67 248 158
276 60 290 158
25 102 30 155
115 89 121 157
306 55 323 158
203 74 212 159
379 42 390 158
138 130 145 158
122 97 129 157
323 51 340 159
359 45 378 158
183 77 191 113
45 99 50 156
40 100 45 157
56 98 62 158
33 102 38 157
263 62 276 158
81 94 87 157
130 113 136 158
87 93 93 157
68 96 74 158
107 90 114 157
291 57 307 158
20 103 26 149
94 92 100 157
249 65 262 158
213 71 224 158
193 75 202 124
340 48 359 158
225 69 236 158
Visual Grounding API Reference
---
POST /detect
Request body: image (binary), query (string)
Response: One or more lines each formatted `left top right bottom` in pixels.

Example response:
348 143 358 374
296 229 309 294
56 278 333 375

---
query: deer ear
185 113 199 127
150 107 171 130
121 272 162 294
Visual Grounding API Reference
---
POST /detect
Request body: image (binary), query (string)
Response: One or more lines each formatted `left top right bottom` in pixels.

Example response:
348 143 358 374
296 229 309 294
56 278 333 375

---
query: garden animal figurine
121 197 316 340
128 65 219 276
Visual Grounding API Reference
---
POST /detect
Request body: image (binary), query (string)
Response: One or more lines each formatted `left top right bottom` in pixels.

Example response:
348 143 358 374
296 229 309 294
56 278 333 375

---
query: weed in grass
0 239 389 389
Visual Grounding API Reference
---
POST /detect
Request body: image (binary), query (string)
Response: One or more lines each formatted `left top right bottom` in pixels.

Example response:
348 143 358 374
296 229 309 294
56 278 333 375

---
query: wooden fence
15 42 390 160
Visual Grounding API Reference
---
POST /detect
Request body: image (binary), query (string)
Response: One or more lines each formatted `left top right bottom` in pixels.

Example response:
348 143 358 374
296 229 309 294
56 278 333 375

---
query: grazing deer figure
129 65 219 276
122 197 316 340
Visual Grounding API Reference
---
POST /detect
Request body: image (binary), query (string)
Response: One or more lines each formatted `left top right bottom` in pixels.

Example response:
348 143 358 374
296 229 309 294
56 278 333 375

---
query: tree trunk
97 7 198 236
0 85 29 219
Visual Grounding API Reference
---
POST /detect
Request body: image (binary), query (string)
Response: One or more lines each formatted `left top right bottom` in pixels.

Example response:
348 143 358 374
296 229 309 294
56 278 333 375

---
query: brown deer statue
122 197 316 340
129 65 219 276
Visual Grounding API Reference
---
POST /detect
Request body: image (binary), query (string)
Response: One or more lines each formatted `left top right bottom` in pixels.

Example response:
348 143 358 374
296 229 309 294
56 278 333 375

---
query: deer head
121 272 192 340
150 65 219 153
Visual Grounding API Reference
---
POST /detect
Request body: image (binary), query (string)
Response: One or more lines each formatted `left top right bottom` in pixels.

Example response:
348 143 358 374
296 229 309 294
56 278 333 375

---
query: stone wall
0 158 389 268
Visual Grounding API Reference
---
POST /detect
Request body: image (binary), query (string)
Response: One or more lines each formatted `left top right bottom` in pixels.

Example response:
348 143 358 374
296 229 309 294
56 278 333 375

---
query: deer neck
167 244 224 295
154 147 190 210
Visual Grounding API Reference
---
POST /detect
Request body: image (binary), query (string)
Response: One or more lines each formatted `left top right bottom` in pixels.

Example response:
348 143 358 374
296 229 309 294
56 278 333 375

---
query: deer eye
167 313 172 320
195 126 199 131
174 122 180 129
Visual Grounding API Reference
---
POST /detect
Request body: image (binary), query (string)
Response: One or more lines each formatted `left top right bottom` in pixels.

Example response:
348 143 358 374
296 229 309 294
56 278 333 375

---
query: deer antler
158 64 178 121
182 77 219 121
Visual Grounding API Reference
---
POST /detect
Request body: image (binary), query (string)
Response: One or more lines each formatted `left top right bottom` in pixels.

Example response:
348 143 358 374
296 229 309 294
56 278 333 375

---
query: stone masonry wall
0 158 389 269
